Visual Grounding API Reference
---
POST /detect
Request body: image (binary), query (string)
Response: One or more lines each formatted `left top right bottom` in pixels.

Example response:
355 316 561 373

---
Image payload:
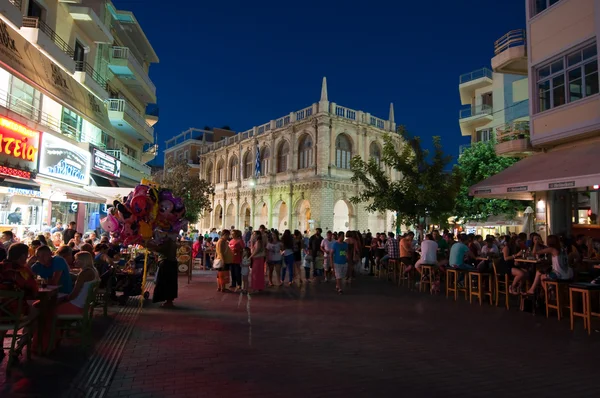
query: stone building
198 78 403 233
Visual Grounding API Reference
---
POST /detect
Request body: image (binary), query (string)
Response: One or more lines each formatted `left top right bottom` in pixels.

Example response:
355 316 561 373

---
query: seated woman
500 236 528 295
526 234 573 295
94 243 113 288
55 251 99 315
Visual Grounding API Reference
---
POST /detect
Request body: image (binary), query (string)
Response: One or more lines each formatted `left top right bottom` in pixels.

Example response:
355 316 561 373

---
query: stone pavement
104 273 600 398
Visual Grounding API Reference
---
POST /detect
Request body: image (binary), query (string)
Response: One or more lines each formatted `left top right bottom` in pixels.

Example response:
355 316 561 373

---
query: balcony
141 143 158 164
459 104 493 136
105 149 151 181
74 61 108 99
492 30 527 76
145 104 158 126
66 5 113 44
0 0 23 28
107 99 154 143
458 67 493 105
21 17 76 73
495 121 535 157
108 47 156 103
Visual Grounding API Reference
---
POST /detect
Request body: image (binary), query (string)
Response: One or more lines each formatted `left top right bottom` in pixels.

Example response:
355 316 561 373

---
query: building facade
197 78 401 234
0 0 158 237
471 0 600 238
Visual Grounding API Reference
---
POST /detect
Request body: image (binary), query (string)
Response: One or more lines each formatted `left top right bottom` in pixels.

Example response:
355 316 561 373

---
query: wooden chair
419 265 436 293
492 259 510 310
0 290 35 371
543 279 571 320
387 259 398 284
399 261 414 288
468 270 493 305
446 268 458 300
49 281 99 351
569 283 600 335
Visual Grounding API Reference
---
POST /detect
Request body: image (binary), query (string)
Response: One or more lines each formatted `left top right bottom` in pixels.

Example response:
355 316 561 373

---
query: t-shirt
309 234 324 258
267 242 282 262
332 241 348 265
321 238 334 256
481 244 499 256
229 239 245 264
436 238 448 251
31 256 72 294
449 242 470 267
420 240 438 264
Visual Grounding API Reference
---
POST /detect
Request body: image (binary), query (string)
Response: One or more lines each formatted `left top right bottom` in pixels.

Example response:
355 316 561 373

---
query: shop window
61 108 82 140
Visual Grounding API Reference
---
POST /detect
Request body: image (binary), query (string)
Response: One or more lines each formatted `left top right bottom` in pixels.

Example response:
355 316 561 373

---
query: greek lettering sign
474 189 492 195
39 134 91 185
92 148 121 178
548 181 575 190
7 187 41 197
0 116 40 173
507 186 528 193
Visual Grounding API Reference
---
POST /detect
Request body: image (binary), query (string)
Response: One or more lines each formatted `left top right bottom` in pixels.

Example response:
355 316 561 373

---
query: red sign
0 166 31 179
0 116 40 174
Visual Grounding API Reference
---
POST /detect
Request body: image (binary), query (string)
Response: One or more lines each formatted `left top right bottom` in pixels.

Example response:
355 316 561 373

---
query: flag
255 145 261 177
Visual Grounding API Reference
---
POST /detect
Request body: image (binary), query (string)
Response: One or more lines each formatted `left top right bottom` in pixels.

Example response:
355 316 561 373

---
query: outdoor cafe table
36 285 60 355
514 258 550 283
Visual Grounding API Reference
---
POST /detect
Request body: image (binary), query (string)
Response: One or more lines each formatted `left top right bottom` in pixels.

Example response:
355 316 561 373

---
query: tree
350 127 461 229
152 158 214 224
454 140 529 222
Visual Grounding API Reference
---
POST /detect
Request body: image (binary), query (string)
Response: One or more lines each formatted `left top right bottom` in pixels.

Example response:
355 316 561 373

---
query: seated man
477 237 499 270
410 233 438 274
0 243 39 358
30 245 73 295
449 234 476 270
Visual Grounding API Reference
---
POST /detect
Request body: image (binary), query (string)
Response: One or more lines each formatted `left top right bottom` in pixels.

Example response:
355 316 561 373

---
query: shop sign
548 181 575 189
474 189 492 195
0 116 40 174
7 187 41 197
92 148 121 178
38 134 91 185
69 202 79 213
507 186 528 193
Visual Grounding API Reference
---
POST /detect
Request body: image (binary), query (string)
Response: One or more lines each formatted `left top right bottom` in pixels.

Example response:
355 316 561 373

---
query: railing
334 105 357 121
369 115 385 129
275 115 290 129
494 29 526 55
257 122 271 135
296 106 313 121
111 47 156 94
165 128 210 149
75 61 108 91
22 17 74 58
8 0 22 9
459 67 493 84
459 104 493 119
107 99 153 136
459 144 471 155
0 87 106 147
495 121 530 143
106 149 151 175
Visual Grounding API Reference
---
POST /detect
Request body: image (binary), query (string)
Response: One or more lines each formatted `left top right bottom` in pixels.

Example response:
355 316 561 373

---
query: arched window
370 142 382 165
243 151 253 179
216 159 225 183
228 155 238 181
205 162 213 183
297 134 313 169
277 141 289 173
260 147 270 176
335 134 352 169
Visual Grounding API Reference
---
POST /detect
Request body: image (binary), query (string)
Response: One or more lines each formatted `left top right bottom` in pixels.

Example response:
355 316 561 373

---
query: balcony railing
0 87 106 147
494 29 526 55
8 0 22 9
107 99 153 136
22 17 74 58
459 104 493 119
75 61 108 91
495 121 530 143
459 67 493 84
111 47 156 93
105 149 151 175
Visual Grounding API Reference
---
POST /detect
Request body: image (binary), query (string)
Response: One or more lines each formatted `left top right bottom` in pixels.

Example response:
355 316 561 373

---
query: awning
463 215 523 227
91 174 119 187
469 140 600 200
84 186 135 204
47 186 107 204
0 177 40 190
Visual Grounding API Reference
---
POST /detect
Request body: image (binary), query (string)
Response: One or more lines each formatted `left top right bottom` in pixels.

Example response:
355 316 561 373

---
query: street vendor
152 239 178 308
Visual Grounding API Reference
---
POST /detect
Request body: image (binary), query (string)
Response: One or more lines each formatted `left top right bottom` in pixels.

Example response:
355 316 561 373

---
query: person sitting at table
526 235 573 295
30 245 73 295
531 233 546 252
0 243 39 360
54 252 99 316
449 234 476 270
574 234 588 258
56 245 74 268
94 244 113 285
476 237 499 271
467 234 480 258
500 236 528 295
408 233 438 275
29 239 42 258
68 232 84 251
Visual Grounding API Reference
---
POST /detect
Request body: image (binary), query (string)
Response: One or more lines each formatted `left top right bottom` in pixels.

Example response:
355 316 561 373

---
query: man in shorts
320 230 335 282
332 231 348 294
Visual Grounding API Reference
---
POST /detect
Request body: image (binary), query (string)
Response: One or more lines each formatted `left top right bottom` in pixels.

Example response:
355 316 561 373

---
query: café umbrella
522 206 534 236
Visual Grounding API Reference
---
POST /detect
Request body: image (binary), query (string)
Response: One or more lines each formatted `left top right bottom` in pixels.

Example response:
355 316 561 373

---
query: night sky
114 0 526 164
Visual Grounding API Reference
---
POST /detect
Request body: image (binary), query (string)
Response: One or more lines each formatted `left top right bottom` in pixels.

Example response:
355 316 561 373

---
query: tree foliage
152 159 214 224
454 140 529 221
350 127 462 228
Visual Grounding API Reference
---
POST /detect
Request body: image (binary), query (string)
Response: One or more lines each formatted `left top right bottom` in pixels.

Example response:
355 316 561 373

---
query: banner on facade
38 134 91 185
0 115 40 175
92 148 121 179
0 20 112 133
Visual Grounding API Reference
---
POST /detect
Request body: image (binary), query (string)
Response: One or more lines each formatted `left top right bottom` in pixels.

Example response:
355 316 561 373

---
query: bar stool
419 265 435 293
468 270 493 305
387 259 398 284
569 283 600 335
491 259 510 310
446 268 458 300
543 279 571 320
399 262 414 288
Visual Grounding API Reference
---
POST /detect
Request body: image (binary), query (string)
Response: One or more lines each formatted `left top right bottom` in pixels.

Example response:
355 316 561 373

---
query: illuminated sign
507 186 528 192
92 148 121 178
7 187 41 197
548 181 575 189
38 134 91 185
0 116 40 173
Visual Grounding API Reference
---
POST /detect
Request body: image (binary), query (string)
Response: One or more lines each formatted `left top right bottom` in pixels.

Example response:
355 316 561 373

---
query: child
303 254 312 283
241 247 251 293
332 232 348 294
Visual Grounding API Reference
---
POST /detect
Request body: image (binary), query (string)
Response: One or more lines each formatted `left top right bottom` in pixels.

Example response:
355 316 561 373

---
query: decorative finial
320 76 328 102
389 102 395 124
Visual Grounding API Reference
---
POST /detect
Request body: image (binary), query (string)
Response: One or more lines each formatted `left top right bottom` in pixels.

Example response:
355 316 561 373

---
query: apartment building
471 0 600 237
458 31 530 157
196 78 400 233
0 0 158 235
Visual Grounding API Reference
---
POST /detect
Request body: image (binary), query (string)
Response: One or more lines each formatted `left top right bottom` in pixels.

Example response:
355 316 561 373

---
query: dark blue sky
115 0 526 163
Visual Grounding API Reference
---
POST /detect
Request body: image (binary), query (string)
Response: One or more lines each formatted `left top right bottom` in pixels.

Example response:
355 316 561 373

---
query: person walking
266 231 283 287
229 230 245 291
332 231 349 294
292 230 304 284
215 230 233 292
281 230 295 286
249 231 266 292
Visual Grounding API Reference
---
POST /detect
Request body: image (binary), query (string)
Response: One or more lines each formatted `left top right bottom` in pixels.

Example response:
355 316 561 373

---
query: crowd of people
193 226 600 296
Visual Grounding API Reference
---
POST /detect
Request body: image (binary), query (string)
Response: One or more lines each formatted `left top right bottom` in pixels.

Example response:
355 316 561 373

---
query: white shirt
481 244 499 256
420 240 438 264
321 238 334 254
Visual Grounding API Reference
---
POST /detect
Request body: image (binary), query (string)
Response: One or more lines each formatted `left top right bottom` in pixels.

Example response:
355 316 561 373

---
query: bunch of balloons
100 184 187 246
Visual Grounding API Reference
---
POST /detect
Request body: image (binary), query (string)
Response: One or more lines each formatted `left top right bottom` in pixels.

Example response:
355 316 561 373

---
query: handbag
213 258 224 269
